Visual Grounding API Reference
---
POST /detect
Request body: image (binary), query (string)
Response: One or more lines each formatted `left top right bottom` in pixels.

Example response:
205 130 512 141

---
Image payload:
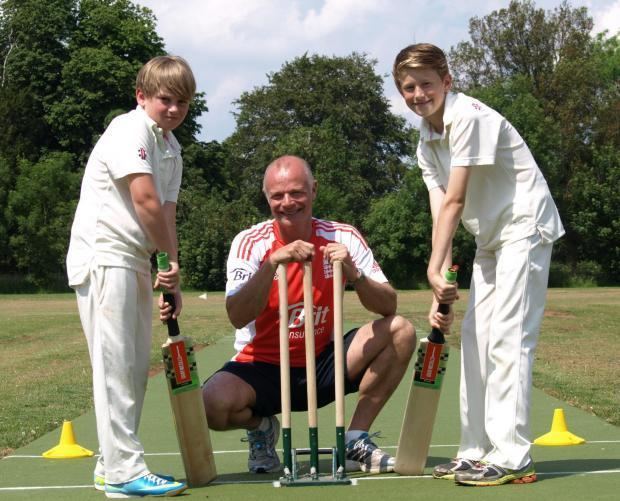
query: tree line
0 0 617 292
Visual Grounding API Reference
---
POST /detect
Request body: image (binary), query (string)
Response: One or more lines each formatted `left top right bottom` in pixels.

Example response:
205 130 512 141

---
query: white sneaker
243 415 281 473
345 432 394 473
432 458 478 479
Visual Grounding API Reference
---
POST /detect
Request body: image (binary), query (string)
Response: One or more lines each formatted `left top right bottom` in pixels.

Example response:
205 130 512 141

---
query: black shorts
213 328 362 417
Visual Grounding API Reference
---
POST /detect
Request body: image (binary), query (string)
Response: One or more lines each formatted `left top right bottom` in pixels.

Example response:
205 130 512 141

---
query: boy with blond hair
392 43 564 486
67 55 196 498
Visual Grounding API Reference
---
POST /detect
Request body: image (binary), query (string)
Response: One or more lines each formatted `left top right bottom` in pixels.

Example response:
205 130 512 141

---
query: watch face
355 268 365 284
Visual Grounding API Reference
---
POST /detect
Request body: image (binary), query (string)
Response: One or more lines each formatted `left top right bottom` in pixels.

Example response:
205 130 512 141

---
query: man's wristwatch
351 267 366 286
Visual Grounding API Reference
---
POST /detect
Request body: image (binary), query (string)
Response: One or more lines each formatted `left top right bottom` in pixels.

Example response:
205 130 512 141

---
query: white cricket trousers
457 233 553 470
75 265 153 484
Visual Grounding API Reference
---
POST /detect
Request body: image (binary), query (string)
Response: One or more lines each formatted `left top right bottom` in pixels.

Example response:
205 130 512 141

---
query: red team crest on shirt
138 147 147 160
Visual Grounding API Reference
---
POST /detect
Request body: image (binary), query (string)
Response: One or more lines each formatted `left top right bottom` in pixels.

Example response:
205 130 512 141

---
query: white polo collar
135 105 181 157
419 92 458 142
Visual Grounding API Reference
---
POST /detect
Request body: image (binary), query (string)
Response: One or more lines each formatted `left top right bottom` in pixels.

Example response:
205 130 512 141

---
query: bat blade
162 338 217 486
394 338 449 475
395 265 457 476
157 252 216 486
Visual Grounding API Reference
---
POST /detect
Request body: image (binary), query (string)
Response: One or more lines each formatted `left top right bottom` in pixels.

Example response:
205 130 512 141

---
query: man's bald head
263 155 315 196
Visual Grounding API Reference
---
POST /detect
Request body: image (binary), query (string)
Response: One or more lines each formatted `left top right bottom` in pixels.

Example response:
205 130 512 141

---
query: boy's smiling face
136 88 190 133
399 68 452 131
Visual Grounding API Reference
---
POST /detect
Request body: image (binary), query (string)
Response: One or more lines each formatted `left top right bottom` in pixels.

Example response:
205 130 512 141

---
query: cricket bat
157 252 217 486
394 265 458 475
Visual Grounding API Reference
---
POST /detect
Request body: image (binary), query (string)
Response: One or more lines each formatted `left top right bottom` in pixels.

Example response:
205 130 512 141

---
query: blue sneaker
95 473 175 492
105 473 186 498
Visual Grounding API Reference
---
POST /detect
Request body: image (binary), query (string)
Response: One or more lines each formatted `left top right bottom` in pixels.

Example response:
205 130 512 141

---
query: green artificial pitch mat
1 329 619 500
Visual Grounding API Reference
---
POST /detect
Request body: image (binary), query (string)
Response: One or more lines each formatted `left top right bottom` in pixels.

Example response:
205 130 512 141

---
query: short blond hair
392 43 450 91
136 55 196 101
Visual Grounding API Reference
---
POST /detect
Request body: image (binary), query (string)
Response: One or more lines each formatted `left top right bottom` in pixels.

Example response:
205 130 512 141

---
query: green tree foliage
0 0 207 282
448 0 619 281
363 166 432 289
0 0 75 158
178 190 261 290
449 0 592 92
0 156 12 269
177 140 262 290
46 0 165 153
7 152 81 287
0 0 617 290
226 53 413 229
364 157 476 289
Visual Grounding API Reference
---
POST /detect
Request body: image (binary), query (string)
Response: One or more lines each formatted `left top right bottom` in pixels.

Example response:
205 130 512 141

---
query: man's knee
202 371 253 430
389 314 416 358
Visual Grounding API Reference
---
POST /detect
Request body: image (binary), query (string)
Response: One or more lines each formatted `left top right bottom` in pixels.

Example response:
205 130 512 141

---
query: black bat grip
437 303 450 315
163 292 180 338
428 304 449 344
156 252 180 338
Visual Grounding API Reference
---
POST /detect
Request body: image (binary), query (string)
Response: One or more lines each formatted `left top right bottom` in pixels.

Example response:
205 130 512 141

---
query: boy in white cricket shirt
393 43 564 486
67 55 195 498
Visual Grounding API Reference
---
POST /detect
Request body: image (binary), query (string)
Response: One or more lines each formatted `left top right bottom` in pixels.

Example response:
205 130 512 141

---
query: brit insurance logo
286 301 330 339
230 267 252 282
138 147 147 160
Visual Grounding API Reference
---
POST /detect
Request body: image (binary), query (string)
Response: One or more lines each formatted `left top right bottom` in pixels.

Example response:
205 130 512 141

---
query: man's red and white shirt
226 218 388 366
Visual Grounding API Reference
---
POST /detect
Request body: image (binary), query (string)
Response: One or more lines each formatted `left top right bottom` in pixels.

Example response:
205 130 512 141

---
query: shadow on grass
205 457 364 485
536 458 620 479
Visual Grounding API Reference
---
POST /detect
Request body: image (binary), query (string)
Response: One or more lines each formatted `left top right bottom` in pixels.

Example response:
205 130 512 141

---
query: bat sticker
163 342 200 394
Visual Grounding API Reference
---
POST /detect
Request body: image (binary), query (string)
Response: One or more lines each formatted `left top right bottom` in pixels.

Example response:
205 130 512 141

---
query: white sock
253 416 271 432
345 430 367 443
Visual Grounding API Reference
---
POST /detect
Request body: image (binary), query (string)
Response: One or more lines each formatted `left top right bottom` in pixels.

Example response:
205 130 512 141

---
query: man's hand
269 240 315 266
154 259 180 293
320 242 359 281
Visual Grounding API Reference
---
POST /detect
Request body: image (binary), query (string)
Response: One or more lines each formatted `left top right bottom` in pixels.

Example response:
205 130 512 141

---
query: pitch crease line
4 440 620 460
3 470 620 492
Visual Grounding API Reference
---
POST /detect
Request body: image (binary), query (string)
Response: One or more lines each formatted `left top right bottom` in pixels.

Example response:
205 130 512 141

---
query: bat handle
163 292 180 338
437 303 450 315
157 252 180 338
428 265 459 344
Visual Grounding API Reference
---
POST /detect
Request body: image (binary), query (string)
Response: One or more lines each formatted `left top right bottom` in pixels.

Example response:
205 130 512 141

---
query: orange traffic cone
42 420 94 458
534 408 586 446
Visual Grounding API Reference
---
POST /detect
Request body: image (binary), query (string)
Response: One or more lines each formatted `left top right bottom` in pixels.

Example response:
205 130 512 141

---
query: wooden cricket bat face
413 339 450 389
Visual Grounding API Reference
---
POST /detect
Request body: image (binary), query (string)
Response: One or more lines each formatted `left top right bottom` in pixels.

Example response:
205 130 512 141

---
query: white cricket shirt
66 106 182 286
417 92 564 250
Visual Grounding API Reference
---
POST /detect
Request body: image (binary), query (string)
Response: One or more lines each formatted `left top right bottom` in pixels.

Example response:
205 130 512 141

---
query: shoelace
451 458 481 468
347 431 384 461
241 429 269 457
144 474 167 486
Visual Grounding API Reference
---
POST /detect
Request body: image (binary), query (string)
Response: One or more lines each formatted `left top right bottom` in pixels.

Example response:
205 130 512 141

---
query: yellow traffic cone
42 420 94 458
534 408 586 446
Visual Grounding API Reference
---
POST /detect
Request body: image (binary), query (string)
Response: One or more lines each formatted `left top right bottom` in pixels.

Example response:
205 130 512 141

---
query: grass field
1 287 618 459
